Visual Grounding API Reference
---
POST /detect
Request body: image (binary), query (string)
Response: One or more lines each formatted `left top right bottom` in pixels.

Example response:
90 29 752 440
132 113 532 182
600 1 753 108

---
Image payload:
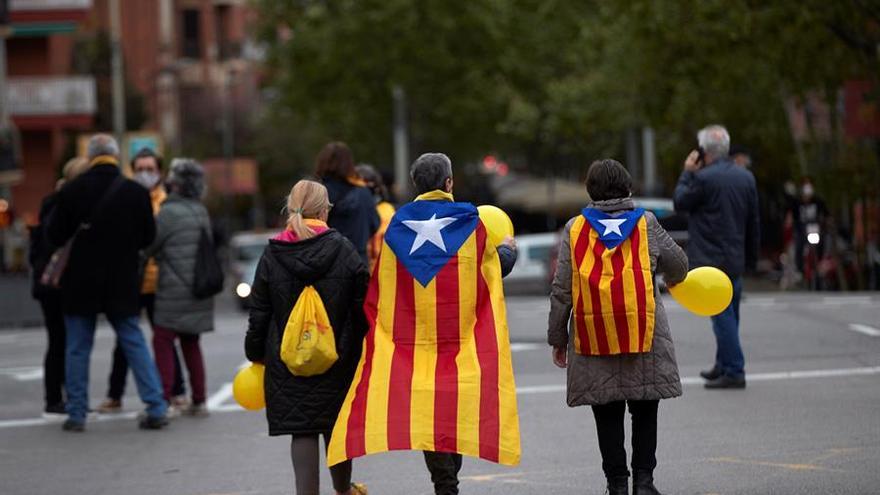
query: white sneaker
166 404 183 419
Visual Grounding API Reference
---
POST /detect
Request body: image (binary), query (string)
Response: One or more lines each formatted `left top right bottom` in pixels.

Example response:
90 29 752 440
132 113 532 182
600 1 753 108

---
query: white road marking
849 324 880 337
206 383 234 410
0 366 43 381
1 365 879 430
823 296 873 305
514 366 880 396
205 360 250 410
509 343 543 352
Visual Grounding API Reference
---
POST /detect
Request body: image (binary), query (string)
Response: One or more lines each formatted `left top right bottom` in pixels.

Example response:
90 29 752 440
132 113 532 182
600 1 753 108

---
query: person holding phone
673 125 760 389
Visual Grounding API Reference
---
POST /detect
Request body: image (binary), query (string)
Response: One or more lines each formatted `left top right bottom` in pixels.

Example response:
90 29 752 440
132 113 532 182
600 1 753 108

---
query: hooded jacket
245 229 369 435
321 177 380 264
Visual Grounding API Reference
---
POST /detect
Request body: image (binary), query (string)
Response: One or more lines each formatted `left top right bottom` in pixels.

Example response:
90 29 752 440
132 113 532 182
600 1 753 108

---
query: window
182 9 201 59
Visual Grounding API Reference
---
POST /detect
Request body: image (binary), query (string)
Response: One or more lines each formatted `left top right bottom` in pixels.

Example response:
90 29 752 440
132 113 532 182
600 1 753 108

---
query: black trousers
38 294 66 407
106 294 185 400
423 451 463 495
591 400 659 479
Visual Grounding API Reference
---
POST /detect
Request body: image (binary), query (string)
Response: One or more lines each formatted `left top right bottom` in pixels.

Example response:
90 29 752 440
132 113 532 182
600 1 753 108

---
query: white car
504 232 559 294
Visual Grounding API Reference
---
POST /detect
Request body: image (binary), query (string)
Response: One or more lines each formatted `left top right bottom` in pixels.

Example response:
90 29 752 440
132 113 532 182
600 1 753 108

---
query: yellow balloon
668 267 733 317
233 363 265 411
477 205 514 246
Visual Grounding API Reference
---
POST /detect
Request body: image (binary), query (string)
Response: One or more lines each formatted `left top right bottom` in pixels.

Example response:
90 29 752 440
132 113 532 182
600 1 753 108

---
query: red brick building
5 0 96 226
3 0 259 228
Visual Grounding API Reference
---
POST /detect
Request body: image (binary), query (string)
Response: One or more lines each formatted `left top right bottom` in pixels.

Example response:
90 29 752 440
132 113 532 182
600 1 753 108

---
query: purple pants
152 326 206 404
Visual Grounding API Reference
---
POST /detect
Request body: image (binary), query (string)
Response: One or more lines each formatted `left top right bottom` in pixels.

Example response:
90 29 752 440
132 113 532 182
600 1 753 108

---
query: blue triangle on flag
581 207 645 249
385 200 479 286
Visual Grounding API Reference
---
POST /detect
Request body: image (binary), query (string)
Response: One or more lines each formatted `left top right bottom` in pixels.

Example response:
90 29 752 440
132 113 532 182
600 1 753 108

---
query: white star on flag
403 214 458 254
597 218 627 236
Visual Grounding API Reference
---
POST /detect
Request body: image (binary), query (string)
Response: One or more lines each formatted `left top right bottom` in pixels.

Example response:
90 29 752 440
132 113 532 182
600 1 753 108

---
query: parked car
504 232 559 294
229 230 279 309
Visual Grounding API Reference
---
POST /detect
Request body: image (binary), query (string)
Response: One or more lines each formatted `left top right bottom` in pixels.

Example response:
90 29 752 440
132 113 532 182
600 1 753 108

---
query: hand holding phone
684 147 704 172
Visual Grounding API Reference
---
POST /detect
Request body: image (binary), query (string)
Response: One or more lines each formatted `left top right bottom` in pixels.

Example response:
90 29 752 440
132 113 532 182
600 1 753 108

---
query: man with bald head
674 125 760 390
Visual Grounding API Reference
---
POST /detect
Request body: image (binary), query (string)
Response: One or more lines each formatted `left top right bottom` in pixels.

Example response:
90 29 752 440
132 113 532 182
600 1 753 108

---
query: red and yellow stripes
569 215 656 356
328 222 521 466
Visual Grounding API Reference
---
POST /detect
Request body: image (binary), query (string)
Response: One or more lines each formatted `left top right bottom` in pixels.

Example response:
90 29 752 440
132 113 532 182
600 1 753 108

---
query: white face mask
134 171 161 190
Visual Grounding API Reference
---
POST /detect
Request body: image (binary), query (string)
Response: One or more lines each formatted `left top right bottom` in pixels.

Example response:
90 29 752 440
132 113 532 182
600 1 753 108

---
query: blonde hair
286 180 330 239
56 157 90 190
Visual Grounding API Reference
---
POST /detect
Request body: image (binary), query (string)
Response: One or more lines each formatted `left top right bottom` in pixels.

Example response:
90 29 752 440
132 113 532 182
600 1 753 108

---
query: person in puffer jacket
547 159 688 495
245 180 369 495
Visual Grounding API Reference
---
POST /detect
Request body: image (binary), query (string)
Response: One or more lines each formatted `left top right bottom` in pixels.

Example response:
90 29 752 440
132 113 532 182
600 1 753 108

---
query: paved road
0 293 878 494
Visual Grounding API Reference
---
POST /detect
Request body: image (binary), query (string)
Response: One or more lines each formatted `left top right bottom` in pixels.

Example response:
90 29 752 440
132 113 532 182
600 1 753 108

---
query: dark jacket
144 194 214 334
322 177 379 264
29 193 60 300
46 163 156 317
673 158 760 278
245 229 369 436
548 198 688 406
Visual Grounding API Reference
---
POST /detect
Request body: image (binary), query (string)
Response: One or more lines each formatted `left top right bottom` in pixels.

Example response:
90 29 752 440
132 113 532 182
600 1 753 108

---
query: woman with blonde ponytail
245 180 370 495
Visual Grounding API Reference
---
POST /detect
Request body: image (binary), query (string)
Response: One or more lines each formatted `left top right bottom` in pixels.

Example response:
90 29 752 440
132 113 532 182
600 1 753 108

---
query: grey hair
410 153 453 194
166 158 206 199
697 125 731 159
87 134 120 160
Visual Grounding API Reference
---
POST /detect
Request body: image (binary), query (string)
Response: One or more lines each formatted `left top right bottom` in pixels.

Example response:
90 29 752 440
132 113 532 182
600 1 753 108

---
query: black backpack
192 228 224 299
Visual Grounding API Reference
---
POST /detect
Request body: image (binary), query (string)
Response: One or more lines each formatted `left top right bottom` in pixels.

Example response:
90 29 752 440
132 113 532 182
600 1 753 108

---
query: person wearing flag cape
548 159 688 495
327 153 520 495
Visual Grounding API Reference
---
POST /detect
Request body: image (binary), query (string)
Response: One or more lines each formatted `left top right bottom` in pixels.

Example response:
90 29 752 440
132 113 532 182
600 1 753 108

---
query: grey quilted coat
548 198 688 406
146 193 214 334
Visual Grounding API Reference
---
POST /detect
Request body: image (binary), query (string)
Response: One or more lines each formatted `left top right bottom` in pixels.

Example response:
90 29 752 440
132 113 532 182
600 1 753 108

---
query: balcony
9 0 92 27
10 0 91 9
7 76 96 127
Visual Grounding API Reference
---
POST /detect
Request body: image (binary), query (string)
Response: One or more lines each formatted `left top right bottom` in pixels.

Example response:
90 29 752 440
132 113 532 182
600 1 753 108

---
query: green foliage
254 0 879 196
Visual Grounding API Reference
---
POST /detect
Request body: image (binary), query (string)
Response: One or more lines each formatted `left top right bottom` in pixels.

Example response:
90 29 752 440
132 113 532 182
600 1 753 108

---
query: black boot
699 365 722 380
632 470 662 495
605 475 629 495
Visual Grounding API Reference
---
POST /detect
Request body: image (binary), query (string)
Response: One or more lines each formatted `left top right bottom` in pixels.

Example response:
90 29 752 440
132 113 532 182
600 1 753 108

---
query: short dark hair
131 147 163 170
314 142 356 181
410 153 453 194
585 159 632 201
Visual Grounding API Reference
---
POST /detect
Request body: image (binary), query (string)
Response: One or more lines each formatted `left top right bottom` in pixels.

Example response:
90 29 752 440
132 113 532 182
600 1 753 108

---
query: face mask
134 171 161 189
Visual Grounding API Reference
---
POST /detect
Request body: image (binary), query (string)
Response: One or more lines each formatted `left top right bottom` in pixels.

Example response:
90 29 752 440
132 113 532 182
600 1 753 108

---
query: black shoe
699 366 723 380
606 475 629 495
138 415 169 430
633 470 662 495
44 402 67 415
62 419 85 432
704 375 746 389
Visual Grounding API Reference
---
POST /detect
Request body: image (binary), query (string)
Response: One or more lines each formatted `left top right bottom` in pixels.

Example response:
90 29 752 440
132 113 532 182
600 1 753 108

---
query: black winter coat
322 177 379 264
29 193 60 300
673 159 760 278
47 164 156 317
245 229 369 436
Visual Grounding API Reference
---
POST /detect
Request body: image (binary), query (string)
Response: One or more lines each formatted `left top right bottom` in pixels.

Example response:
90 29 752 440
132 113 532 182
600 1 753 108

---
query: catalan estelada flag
327 191 521 467
569 207 656 356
